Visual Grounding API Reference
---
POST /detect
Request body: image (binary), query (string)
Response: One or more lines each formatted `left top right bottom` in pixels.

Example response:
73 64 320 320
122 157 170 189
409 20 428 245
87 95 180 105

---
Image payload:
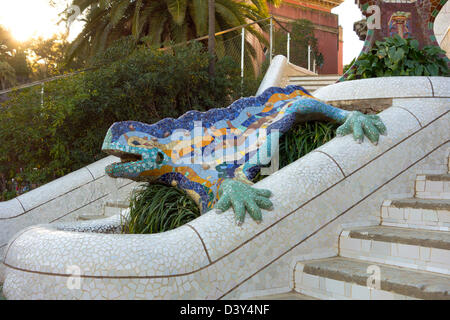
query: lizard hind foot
337 111 387 145
214 179 273 225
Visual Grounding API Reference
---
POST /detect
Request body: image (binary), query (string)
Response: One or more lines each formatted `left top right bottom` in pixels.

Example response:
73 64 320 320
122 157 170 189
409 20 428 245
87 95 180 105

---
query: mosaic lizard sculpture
102 85 387 225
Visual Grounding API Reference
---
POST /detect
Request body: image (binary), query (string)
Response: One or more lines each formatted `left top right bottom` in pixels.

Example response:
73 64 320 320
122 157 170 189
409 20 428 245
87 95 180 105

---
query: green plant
253 121 338 182
343 57 356 75
0 284 5 300
0 61 17 90
345 35 449 80
279 121 339 168
65 0 281 65
124 183 201 234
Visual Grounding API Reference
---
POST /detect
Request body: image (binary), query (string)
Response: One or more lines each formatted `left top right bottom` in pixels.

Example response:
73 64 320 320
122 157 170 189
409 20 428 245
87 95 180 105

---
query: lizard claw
337 111 387 145
214 179 273 225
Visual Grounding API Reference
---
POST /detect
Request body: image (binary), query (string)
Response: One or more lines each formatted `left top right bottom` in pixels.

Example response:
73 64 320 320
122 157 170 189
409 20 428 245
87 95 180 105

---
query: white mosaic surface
314 77 436 101
0 155 140 262
2 77 449 299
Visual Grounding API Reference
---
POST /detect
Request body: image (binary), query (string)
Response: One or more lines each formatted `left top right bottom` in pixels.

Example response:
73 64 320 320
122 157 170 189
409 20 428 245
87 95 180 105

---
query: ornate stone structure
340 0 449 81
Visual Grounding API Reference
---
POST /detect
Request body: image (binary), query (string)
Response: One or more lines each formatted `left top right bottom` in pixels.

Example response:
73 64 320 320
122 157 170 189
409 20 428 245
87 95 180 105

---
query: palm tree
64 0 281 65
208 0 215 77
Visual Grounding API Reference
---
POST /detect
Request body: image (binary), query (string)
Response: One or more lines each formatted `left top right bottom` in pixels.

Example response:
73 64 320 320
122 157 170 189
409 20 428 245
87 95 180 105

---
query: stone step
104 200 129 217
381 198 450 231
288 75 340 81
78 201 130 221
77 214 107 221
287 75 340 93
287 85 328 93
340 226 450 275
288 80 338 86
294 257 450 300
415 174 450 199
247 291 317 300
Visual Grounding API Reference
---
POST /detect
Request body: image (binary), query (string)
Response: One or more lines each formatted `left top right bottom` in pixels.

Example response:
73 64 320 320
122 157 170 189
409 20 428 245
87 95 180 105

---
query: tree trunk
208 0 215 77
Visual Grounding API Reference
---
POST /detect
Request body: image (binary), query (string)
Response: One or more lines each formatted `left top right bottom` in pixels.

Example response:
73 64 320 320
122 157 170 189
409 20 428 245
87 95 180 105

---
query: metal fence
0 16 319 104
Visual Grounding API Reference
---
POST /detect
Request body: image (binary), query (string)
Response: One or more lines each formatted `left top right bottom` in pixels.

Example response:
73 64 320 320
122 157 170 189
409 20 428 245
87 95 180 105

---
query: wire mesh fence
0 16 304 102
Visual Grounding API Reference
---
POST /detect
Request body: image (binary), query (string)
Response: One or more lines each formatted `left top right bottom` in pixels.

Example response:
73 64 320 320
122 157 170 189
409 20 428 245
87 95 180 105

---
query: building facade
269 0 344 75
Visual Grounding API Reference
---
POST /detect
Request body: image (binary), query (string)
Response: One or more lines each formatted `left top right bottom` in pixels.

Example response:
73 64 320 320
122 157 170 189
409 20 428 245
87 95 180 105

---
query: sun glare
0 0 67 42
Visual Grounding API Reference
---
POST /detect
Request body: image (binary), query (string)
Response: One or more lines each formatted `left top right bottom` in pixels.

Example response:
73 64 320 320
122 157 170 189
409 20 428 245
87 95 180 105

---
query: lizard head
102 121 170 180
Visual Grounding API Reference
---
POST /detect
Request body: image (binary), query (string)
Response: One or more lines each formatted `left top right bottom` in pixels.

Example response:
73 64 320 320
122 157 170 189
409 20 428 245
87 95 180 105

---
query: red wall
269 3 342 75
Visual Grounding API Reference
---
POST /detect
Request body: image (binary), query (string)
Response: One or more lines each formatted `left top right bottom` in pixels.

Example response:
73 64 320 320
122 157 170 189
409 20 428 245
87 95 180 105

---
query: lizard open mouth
103 149 143 164
103 147 145 178
119 152 143 164
103 146 166 179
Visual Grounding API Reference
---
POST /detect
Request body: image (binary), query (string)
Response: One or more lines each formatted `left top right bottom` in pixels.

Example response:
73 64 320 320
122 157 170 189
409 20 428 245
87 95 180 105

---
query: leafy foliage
278 121 338 169
253 121 338 182
342 57 356 75
0 41 245 200
28 34 71 79
0 25 31 85
0 25 75 87
65 0 281 65
124 183 201 234
0 75 87 200
0 61 16 90
345 35 449 80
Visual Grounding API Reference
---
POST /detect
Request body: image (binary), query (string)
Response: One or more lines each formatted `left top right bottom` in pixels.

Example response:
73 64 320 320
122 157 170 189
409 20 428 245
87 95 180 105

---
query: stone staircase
287 75 340 93
291 156 450 300
79 157 450 300
77 200 129 221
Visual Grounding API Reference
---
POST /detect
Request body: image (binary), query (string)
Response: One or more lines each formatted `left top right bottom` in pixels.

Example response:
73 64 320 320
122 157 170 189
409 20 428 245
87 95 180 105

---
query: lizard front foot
214 179 273 226
336 111 387 145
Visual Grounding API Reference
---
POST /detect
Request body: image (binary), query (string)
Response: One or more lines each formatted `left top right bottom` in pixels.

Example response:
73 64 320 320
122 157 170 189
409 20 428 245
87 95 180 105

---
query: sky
0 0 83 42
332 0 365 65
0 0 364 64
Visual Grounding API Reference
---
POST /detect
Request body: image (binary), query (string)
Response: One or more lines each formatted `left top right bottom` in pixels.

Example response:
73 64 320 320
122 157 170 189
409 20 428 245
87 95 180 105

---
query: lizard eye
156 152 164 164
131 140 141 146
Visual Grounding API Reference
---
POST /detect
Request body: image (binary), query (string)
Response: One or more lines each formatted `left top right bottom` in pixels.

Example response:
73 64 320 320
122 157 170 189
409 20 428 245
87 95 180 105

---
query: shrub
124 183 201 234
253 121 338 182
345 35 449 80
0 75 87 199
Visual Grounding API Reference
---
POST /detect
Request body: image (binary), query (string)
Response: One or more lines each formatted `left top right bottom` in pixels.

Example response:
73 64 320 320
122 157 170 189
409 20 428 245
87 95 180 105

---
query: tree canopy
64 0 281 64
